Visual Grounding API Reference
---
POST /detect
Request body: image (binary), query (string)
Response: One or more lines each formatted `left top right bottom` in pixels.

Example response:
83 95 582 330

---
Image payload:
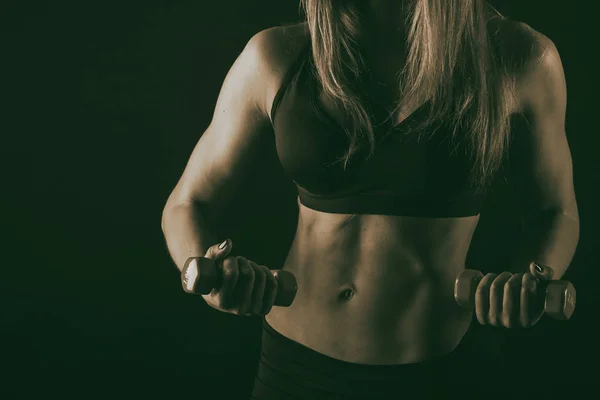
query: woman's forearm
510 210 580 279
161 202 220 271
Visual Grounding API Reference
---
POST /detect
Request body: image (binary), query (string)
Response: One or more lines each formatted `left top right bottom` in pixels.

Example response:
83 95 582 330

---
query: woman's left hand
474 262 551 328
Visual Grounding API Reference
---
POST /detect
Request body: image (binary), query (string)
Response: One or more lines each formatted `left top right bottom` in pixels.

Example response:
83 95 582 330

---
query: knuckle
477 274 495 289
254 266 266 279
490 280 504 292
222 267 237 280
509 274 523 287
503 285 516 298
489 283 500 292
222 257 237 270
239 264 252 277
240 269 253 279
475 279 491 294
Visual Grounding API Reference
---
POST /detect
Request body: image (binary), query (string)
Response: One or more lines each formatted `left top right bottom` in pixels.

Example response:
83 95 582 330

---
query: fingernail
218 239 228 250
532 262 554 279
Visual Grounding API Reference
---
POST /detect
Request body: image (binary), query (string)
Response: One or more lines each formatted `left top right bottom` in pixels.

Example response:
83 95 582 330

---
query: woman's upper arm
511 27 578 222
165 29 282 209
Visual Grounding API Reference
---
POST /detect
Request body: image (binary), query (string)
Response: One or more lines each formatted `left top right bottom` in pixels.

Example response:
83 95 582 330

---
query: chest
317 55 420 129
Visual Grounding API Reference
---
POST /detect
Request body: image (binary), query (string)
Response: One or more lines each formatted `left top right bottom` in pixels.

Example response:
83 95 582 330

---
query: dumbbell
454 269 576 320
181 257 298 307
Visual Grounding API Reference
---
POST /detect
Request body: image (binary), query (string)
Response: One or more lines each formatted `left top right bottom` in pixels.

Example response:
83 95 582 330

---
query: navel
339 287 356 301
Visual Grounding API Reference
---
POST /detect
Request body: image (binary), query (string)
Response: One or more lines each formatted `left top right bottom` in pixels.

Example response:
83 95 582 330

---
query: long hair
299 0 519 190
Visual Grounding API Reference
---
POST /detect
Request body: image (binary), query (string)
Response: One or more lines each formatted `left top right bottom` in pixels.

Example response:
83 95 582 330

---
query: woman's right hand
202 239 279 316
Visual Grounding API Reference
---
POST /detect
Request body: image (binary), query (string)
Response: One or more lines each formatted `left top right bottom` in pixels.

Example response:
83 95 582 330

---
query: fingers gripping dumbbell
181 257 298 307
454 269 576 320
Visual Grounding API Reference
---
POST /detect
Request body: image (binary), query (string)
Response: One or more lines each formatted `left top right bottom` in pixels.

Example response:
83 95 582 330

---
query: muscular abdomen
266 198 480 365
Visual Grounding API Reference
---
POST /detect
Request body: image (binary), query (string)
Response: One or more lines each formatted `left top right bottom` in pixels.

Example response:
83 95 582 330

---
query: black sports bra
270 43 485 218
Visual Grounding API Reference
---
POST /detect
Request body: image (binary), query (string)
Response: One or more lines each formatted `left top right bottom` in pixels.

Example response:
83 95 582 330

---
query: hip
265 273 473 364
252 317 480 400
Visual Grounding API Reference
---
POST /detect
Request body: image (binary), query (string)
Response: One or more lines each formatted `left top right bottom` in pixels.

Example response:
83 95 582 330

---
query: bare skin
266 206 480 364
263 24 481 364
263 22 528 364
163 14 575 366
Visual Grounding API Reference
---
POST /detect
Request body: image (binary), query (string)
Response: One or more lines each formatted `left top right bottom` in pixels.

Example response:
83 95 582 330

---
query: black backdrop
2 1 596 398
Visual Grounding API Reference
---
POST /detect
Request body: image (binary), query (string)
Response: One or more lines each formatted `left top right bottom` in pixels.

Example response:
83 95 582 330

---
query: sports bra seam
270 41 312 126
298 187 482 201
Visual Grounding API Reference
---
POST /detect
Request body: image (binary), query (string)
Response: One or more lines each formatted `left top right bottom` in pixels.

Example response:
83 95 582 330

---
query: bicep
166 32 274 209
511 35 577 221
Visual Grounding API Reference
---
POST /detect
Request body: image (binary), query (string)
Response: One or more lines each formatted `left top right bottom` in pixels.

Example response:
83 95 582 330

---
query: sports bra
270 42 485 218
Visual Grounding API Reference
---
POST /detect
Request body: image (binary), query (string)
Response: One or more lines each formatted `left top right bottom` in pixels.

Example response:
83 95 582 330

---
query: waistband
260 317 459 381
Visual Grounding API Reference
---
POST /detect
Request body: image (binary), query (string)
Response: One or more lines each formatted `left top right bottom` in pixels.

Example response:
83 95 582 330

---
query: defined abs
265 209 479 364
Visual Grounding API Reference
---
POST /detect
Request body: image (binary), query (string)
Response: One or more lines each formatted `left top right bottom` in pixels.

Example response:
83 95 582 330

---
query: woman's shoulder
260 22 310 58
249 22 310 82
247 22 310 117
489 17 559 112
489 17 554 75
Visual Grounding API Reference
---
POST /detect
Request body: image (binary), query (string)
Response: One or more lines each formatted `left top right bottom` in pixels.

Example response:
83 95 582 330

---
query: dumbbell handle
181 257 298 307
454 269 576 320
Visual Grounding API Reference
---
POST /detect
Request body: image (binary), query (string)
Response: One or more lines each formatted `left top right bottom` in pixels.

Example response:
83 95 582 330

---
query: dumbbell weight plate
454 269 484 309
272 270 298 307
545 281 576 320
182 257 219 295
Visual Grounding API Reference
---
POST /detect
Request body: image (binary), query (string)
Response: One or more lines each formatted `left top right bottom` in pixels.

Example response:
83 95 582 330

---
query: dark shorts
251 318 489 400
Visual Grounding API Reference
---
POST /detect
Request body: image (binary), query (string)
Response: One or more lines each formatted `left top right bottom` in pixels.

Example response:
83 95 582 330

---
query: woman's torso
268 206 480 364
262 20 526 365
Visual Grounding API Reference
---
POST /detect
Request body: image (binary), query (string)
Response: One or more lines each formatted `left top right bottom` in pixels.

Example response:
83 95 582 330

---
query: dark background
1 0 595 398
